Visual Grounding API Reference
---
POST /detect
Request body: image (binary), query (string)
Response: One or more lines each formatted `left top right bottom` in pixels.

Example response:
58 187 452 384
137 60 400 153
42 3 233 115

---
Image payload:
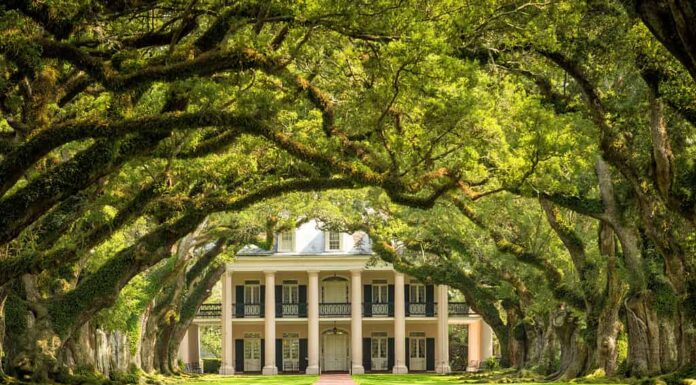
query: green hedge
203 359 221 373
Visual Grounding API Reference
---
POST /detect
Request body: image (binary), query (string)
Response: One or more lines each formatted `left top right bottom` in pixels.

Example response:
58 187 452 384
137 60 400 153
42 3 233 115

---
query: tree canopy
1 0 695 383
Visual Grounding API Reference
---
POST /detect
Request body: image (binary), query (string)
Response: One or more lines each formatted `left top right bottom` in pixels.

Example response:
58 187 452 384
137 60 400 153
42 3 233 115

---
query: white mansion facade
178 220 494 374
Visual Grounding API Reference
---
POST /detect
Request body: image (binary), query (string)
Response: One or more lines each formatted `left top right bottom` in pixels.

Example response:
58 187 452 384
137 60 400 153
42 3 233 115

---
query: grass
353 374 631 385
173 373 632 385
175 374 318 385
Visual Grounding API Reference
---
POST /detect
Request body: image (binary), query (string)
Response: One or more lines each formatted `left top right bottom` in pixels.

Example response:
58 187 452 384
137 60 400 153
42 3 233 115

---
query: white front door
410 335 426 371
323 333 349 371
244 337 261 371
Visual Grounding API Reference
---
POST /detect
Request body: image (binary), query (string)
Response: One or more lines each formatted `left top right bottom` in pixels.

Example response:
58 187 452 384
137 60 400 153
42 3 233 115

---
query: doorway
409 332 426 371
322 329 349 372
243 333 261 372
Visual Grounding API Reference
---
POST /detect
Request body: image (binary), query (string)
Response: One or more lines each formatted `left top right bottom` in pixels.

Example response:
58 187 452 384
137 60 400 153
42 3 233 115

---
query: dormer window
278 230 295 252
325 231 342 251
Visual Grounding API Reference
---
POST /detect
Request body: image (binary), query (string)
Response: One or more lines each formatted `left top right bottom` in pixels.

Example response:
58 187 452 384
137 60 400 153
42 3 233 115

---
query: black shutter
363 285 372 317
260 286 265 317
404 284 410 317
388 284 395 317
425 285 435 316
260 339 265 369
276 339 283 372
299 338 308 372
235 339 244 372
299 285 307 317
387 338 395 370
426 338 435 371
363 338 372 371
405 338 410 370
275 285 283 318
235 286 244 318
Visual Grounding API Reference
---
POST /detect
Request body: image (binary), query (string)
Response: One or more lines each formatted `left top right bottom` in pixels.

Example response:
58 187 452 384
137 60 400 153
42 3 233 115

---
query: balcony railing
275 303 308 318
196 303 221 318
319 303 351 317
195 301 472 318
234 303 263 318
448 302 471 315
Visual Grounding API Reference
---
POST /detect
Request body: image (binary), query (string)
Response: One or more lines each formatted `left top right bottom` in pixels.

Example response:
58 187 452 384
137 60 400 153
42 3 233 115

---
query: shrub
203 358 221 373
109 369 140 384
482 356 500 371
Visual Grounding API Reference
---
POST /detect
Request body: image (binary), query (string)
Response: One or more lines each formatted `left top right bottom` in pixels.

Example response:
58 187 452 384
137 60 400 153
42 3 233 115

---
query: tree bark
0 286 7 379
548 309 589 380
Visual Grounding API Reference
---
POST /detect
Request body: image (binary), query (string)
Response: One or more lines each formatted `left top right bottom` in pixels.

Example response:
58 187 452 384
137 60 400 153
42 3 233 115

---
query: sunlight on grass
352 374 630 385
179 374 318 385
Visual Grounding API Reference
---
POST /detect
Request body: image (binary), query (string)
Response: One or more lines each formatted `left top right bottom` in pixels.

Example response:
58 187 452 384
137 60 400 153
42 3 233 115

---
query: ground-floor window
371 332 388 370
409 332 426 371
244 332 261 371
282 332 300 372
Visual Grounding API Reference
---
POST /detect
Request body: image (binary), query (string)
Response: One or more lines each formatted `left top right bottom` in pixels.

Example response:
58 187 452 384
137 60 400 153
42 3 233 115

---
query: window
410 332 426 358
372 280 388 303
410 283 426 303
325 231 342 251
371 332 388 358
244 333 261 360
244 280 260 304
283 332 300 371
282 280 299 304
282 333 300 360
278 231 295 252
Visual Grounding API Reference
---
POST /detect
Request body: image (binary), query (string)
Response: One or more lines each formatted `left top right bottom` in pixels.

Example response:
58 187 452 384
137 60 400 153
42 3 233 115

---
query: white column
307 270 320 374
393 272 408 373
219 271 234 375
189 324 202 372
467 319 482 371
263 270 278 375
436 285 451 374
178 328 190 365
481 322 494 360
350 269 365 374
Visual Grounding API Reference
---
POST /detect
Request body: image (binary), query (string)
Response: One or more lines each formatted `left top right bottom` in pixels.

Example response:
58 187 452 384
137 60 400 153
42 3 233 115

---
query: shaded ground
172 373 629 385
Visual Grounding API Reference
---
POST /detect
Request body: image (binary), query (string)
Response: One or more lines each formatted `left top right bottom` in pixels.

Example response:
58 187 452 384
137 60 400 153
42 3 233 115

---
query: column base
436 364 452 374
305 365 320 375
392 365 408 374
466 365 480 372
262 366 278 375
351 364 365 374
218 365 235 375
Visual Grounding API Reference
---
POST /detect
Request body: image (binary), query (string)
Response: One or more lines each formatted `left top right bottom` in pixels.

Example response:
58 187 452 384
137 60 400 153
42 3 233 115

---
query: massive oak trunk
0 286 7 379
624 291 678 377
548 310 589 381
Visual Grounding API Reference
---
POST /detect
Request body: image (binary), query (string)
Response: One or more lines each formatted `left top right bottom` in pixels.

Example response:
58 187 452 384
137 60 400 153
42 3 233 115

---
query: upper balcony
195 302 471 319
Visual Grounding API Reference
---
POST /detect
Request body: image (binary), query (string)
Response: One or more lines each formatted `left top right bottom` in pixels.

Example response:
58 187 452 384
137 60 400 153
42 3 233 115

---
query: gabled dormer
324 231 342 252
277 230 295 252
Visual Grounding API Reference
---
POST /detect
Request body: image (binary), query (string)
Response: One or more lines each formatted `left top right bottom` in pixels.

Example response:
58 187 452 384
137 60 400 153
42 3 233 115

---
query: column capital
394 271 405 278
307 270 320 275
263 270 277 275
350 268 363 275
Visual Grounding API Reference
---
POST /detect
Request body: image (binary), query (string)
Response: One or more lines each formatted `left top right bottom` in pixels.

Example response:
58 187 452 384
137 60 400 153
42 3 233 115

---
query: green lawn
354 374 470 385
175 373 628 385
353 374 628 385
178 374 318 385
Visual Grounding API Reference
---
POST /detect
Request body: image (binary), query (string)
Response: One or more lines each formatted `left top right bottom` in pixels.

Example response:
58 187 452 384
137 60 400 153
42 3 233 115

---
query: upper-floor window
410 282 426 303
244 280 261 304
373 280 389 303
325 231 342 251
282 280 299 304
278 230 295 252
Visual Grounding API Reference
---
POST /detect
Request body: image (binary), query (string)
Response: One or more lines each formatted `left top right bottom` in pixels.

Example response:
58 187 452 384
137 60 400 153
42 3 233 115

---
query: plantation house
179 220 494 374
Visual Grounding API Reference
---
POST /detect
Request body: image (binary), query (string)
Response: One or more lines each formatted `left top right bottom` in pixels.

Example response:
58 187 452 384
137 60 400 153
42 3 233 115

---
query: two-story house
178 220 494 375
